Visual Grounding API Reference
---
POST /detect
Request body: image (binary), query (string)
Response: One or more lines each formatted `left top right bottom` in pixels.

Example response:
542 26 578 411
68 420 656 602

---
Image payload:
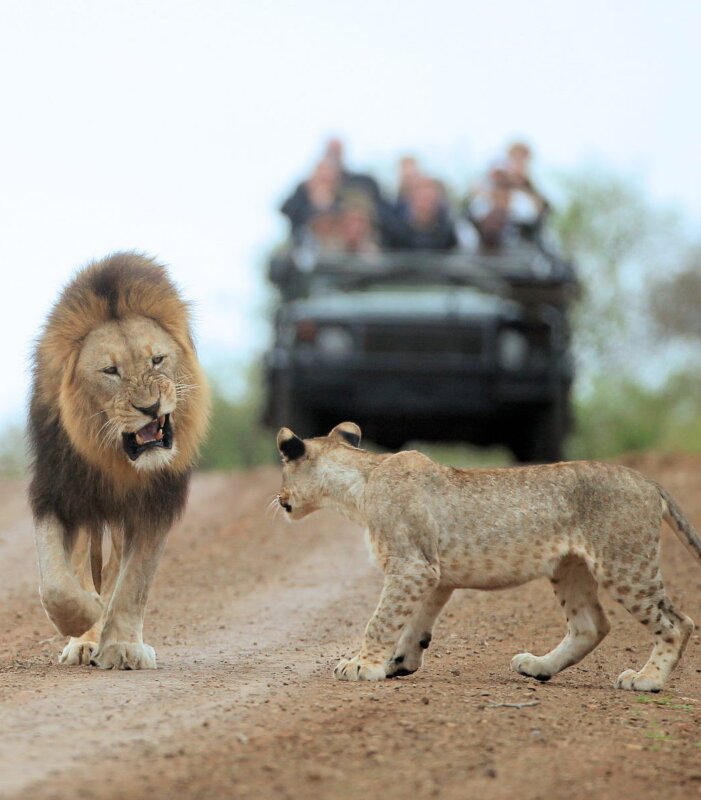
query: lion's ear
277 428 306 461
328 422 361 448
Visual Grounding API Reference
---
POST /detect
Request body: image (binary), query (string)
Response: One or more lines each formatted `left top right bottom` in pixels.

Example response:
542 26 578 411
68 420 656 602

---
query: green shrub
569 373 701 460
198 366 276 471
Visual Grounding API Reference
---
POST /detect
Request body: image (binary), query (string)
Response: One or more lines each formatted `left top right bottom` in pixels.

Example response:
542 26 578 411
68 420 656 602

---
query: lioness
276 423 699 691
29 252 209 669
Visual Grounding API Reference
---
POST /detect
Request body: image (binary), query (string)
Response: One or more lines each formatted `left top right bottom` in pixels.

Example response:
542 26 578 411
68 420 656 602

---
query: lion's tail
659 486 701 562
90 526 103 594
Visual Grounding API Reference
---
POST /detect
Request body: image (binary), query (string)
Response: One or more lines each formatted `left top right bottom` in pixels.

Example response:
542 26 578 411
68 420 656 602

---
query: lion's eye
102 366 119 376
152 355 165 366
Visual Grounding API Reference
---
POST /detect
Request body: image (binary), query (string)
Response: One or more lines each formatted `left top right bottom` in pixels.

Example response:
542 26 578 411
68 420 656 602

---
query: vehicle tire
284 403 319 438
510 402 565 464
375 435 406 452
269 371 319 438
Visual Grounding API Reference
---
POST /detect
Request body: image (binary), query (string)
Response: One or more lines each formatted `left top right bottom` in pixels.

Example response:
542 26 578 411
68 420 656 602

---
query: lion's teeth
135 433 145 446
156 429 164 441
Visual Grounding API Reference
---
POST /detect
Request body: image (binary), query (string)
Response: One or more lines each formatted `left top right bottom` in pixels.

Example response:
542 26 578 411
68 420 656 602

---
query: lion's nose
132 400 160 419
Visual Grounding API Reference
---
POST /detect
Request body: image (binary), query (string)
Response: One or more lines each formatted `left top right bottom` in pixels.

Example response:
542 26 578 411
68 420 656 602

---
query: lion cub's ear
277 428 306 461
328 422 362 448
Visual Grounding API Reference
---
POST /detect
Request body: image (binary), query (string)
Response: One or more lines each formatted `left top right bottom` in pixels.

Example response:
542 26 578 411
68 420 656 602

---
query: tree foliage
550 169 680 384
551 169 700 458
649 245 701 341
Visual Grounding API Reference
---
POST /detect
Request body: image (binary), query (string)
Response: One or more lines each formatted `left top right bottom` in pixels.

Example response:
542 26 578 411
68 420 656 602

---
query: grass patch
644 721 674 751
634 694 694 712
408 442 511 469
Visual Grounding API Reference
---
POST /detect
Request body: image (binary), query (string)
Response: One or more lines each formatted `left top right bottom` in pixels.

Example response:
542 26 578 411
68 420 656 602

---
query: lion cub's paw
386 652 421 678
510 652 553 682
59 640 97 666
615 669 663 693
91 642 157 670
333 656 386 681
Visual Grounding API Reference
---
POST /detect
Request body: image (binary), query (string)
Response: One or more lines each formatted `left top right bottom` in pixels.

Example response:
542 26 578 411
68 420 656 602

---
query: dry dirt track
2 455 701 800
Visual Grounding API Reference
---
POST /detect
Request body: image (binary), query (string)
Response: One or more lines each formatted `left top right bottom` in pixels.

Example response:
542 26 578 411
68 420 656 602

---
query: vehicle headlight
316 326 355 356
498 329 528 370
295 320 318 343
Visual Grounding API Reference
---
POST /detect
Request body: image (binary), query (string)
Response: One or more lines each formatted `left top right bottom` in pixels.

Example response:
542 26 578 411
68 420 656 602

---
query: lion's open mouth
122 414 173 461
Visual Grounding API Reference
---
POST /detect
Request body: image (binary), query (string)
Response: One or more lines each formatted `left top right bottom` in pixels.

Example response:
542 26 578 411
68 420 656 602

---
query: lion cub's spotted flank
276 423 700 692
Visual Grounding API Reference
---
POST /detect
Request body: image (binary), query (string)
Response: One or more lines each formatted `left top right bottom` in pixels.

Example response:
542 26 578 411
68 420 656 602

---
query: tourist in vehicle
324 137 383 204
294 189 380 256
281 139 387 241
393 155 423 216
316 190 381 255
465 144 549 251
504 141 550 239
388 175 458 251
280 157 342 238
464 161 516 251
336 191 380 254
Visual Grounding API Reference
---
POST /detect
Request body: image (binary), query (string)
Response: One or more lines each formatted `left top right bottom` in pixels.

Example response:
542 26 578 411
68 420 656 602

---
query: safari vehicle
262 244 578 462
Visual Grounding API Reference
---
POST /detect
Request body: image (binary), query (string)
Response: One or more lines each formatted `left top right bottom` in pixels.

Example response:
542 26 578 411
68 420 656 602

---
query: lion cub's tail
659 486 701 562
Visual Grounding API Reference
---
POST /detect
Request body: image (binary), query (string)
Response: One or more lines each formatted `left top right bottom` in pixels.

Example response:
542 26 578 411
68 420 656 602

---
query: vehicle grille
363 325 484 357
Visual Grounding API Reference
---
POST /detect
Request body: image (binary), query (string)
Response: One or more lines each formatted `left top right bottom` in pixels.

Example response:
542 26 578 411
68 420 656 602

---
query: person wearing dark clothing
324 137 383 203
280 157 342 238
395 212 458 251
385 176 458 251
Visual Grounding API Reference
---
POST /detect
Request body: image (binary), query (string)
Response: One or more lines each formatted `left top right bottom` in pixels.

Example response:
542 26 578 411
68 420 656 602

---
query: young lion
276 422 700 692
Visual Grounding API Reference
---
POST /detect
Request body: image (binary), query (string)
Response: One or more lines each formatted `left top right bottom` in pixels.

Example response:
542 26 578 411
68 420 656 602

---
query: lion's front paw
615 668 663 693
333 656 387 682
91 642 157 670
510 652 553 682
41 586 104 638
59 640 97 666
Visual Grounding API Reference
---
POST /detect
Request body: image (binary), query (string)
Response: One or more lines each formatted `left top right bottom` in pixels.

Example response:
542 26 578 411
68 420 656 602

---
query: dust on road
1 456 701 800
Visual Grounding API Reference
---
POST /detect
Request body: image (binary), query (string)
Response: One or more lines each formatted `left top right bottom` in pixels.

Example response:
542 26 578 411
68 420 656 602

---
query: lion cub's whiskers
265 495 283 520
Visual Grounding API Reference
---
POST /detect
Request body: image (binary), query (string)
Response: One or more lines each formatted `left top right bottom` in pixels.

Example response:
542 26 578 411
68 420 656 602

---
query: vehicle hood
283 287 519 323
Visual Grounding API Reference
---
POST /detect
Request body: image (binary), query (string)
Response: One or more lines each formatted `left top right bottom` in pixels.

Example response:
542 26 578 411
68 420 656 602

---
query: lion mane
28 252 210 533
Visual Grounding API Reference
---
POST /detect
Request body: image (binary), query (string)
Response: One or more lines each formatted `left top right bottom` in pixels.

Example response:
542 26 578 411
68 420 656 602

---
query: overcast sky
1 0 700 423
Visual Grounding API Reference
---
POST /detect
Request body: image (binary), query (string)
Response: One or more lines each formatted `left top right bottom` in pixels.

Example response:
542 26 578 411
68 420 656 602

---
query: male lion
276 422 700 692
29 252 209 669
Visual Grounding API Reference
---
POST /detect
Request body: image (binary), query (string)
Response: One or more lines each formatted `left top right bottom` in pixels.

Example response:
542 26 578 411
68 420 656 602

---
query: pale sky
1 0 700 423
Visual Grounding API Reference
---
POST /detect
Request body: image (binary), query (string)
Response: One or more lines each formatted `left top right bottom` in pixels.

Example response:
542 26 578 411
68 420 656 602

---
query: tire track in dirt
0 468 376 797
0 541 370 796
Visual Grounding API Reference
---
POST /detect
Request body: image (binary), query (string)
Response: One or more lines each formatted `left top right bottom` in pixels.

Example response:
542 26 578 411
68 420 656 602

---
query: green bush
197 367 277 471
569 373 701 460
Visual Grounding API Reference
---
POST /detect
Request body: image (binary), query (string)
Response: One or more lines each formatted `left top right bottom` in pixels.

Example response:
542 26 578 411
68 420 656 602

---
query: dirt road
2 455 701 799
